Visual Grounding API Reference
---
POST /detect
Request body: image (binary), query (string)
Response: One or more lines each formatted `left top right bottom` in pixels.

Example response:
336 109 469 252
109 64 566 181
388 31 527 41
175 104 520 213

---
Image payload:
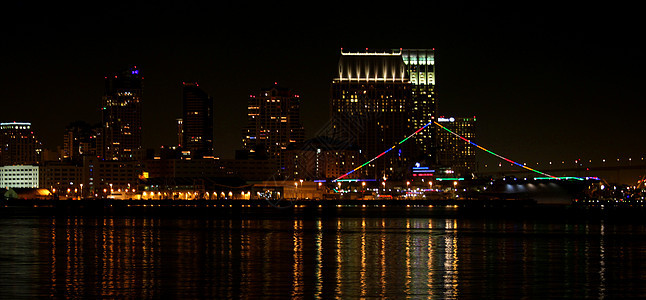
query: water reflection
0 209 646 298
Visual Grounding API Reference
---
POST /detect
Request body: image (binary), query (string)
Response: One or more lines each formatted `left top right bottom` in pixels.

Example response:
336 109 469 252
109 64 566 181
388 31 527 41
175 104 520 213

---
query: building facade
331 49 413 179
400 49 437 162
436 116 477 177
284 137 363 180
102 65 143 161
181 82 213 158
0 122 42 166
0 165 39 188
40 161 83 193
62 121 103 161
242 83 304 174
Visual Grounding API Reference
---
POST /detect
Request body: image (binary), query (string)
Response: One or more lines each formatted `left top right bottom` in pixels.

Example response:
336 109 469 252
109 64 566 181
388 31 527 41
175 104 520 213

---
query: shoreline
2 198 646 221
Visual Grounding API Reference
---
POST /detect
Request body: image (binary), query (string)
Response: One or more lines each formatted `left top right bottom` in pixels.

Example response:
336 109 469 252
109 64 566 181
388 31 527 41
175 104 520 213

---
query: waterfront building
181 82 213 158
331 49 413 179
436 116 477 177
40 161 83 192
102 65 143 161
82 156 141 197
284 136 363 180
219 158 278 181
144 157 233 179
241 83 304 174
400 49 437 162
0 122 42 166
0 165 39 188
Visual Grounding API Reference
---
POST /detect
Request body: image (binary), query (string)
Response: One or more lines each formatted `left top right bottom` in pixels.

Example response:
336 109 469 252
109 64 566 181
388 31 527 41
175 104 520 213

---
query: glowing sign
437 117 455 122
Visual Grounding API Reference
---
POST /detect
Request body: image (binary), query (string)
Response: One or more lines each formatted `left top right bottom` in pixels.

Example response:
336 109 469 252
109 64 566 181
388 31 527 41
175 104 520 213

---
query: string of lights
333 119 560 182
432 121 558 179
333 121 434 182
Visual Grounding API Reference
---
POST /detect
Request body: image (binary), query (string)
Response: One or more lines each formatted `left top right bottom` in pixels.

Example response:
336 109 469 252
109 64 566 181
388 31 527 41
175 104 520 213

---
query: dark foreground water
1 206 646 299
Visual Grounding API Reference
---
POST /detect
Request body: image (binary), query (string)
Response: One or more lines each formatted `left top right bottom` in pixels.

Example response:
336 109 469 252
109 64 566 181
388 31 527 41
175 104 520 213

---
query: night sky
2 2 643 170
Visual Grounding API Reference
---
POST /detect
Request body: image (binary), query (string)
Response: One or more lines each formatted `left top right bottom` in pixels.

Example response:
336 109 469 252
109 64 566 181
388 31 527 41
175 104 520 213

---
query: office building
436 116 477 176
62 121 103 161
0 122 42 166
331 49 413 179
181 82 213 158
102 65 143 161
400 49 437 162
0 165 39 188
242 83 305 173
284 137 363 180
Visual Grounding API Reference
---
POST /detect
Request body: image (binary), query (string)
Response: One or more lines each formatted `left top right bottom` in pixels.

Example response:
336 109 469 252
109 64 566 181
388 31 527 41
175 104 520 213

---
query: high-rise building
331 49 413 179
436 116 477 177
0 122 42 166
62 121 103 161
176 118 183 147
242 83 305 173
400 49 437 162
102 65 143 161
181 82 213 158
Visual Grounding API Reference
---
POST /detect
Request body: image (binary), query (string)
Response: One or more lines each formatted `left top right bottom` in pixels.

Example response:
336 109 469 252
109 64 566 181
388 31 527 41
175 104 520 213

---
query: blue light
132 70 139 74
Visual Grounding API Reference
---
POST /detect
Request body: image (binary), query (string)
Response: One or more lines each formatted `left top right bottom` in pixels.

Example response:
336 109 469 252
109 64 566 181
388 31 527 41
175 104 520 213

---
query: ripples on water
1 207 646 299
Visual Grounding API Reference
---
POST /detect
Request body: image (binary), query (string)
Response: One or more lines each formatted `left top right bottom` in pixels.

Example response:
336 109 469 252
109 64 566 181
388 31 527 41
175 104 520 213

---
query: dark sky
2 2 643 170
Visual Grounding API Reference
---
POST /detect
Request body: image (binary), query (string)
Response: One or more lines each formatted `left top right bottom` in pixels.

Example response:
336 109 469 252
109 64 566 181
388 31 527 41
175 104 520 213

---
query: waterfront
1 206 646 298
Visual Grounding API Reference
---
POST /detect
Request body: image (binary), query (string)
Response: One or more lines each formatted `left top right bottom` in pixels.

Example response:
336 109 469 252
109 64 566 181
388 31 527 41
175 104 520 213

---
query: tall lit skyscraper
331 49 413 179
0 122 42 166
102 65 143 161
242 83 305 173
181 82 213 158
400 49 437 162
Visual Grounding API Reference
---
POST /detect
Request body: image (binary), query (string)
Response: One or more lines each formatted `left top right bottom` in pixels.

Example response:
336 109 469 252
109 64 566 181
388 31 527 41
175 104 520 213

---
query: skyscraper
400 49 437 162
102 65 143 161
62 121 103 161
331 49 413 179
436 116 477 177
0 121 42 166
181 82 213 158
242 83 305 173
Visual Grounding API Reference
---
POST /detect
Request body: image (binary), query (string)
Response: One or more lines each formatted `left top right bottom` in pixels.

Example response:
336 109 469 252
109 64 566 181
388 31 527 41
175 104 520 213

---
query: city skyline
2 2 643 171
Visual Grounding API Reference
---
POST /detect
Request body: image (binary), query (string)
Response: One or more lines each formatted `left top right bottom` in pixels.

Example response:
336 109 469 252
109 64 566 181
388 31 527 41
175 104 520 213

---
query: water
1 206 646 299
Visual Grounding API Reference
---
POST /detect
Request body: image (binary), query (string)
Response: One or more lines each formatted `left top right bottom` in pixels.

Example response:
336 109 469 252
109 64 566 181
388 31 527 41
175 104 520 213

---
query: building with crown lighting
181 82 214 158
102 65 143 161
241 83 305 175
331 49 413 179
400 49 437 162
0 122 42 166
